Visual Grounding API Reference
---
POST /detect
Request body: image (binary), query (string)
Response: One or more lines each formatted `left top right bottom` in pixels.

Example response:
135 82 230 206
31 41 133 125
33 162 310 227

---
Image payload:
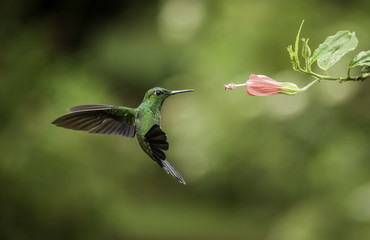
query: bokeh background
1 0 370 239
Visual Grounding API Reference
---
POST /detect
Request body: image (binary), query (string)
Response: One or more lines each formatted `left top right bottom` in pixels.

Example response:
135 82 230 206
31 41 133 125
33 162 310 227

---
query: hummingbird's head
144 87 194 103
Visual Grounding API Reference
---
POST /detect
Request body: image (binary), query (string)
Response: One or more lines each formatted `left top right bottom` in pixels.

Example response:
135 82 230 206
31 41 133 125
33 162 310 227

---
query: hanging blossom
224 74 317 96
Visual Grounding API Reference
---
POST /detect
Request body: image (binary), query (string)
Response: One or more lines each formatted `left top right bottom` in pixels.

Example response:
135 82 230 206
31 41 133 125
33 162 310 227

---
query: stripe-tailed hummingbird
52 87 194 184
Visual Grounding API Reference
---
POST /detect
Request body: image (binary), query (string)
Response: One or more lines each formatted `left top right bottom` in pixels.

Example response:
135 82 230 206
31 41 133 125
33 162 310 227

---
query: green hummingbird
52 87 194 184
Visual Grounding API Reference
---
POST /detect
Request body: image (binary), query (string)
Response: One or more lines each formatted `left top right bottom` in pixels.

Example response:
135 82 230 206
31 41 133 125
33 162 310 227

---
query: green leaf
310 31 358 70
287 45 297 68
349 50 370 68
287 45 294 59
361 66 370 74
294 20 305 67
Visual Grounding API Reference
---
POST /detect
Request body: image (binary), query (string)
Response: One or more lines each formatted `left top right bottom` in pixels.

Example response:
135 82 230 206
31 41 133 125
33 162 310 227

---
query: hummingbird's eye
154 91 162 96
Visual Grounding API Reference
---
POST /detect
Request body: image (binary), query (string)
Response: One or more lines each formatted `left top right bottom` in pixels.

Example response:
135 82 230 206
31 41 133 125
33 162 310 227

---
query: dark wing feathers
68 104 115 112
145 125 186 184
52 105 136 138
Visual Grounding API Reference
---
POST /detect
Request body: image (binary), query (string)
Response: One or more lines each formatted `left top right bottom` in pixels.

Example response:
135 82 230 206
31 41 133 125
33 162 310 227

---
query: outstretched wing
68 104 116 112
52 104 136 137
144 125 186 184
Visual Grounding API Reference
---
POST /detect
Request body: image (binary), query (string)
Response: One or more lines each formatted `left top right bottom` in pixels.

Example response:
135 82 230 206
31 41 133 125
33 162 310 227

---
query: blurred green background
1 0 370 239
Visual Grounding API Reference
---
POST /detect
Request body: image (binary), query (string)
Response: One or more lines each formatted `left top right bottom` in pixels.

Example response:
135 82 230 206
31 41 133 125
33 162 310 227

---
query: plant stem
347 68 351 78
299 79 318 92
294 66 368 82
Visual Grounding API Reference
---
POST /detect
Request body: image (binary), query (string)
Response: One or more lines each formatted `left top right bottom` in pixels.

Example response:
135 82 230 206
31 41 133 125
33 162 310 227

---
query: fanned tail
145 125 186 184
160 159 186 185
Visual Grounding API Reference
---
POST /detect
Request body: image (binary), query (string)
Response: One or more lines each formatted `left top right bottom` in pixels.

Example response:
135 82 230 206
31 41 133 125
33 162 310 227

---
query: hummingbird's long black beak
170 89 194 95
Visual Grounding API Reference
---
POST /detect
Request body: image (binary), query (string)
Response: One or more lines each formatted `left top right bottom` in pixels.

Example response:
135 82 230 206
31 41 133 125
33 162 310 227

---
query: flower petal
246 74 283 96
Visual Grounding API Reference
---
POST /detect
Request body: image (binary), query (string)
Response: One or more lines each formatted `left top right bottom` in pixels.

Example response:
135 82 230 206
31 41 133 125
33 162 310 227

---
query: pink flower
246 74 284 96
224 74 303 96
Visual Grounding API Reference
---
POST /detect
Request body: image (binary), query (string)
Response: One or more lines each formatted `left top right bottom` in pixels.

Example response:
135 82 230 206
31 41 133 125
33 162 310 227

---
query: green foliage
287 20 305 70
301 38 311 60
288 22 369 82
349 50 370 69
311 31 358 71
362 65 370 74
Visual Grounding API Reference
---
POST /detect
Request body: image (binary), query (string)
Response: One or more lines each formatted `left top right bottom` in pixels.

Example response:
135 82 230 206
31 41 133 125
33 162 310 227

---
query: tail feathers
160 159 186 184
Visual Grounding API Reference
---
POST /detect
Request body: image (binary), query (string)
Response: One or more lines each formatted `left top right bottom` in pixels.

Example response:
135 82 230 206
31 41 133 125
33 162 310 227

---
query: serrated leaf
310 31 358 70
349 50 370 68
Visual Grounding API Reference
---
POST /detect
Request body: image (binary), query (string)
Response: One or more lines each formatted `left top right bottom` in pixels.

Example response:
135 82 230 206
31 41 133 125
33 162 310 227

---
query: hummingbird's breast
136 105 161 136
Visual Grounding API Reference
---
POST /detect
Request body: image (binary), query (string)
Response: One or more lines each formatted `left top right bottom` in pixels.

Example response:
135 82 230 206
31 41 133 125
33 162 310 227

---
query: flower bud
301 38 311 59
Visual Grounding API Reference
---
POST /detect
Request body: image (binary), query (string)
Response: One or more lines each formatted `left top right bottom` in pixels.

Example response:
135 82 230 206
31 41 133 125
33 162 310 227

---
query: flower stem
298 79 318 92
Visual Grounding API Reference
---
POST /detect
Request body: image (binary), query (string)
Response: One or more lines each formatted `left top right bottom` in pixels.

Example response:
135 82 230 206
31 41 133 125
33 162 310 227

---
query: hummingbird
52 87 194 184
